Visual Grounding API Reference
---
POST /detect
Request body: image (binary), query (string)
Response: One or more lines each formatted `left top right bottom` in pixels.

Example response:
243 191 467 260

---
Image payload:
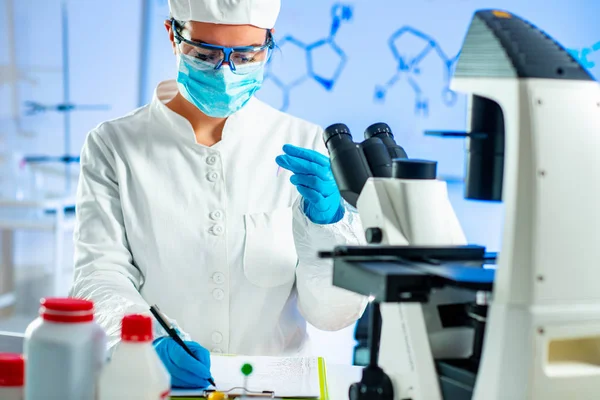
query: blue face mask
176 54 265 118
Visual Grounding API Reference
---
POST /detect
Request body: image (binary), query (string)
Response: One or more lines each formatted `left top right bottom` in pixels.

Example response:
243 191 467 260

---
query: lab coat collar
149 79 258 152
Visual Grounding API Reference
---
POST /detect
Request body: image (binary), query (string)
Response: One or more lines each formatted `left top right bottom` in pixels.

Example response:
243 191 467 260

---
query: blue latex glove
275 144 345 224
153 337 213 389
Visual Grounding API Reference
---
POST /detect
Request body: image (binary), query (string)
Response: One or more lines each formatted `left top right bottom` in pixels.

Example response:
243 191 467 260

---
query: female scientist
70 0 368 389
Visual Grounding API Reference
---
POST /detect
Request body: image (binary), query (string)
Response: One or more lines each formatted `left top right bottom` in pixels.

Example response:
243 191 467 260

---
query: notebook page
171 355 321 398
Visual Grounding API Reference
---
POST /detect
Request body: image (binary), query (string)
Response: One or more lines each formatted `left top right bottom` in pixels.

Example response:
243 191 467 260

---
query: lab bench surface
0 196 75 311
324 364 362 399
173 363 362 399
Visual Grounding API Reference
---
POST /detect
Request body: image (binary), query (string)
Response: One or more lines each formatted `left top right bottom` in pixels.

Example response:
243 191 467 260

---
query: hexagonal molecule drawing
568 41 600 69
374 27 459 117
263 3 353 111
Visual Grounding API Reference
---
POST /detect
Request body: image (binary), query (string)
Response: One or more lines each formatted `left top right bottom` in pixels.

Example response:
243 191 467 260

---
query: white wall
0 0 143 195
0 0 143 270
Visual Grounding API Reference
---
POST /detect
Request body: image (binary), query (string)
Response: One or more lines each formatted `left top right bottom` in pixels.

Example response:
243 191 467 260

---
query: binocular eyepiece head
322 122 413 207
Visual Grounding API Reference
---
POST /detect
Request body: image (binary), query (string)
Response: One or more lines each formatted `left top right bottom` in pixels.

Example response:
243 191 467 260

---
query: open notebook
171 355 328 399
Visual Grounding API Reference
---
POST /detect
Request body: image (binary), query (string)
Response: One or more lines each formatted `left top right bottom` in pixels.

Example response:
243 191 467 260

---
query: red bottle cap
121 314 153 342
40 298 94 323
0 353 24 387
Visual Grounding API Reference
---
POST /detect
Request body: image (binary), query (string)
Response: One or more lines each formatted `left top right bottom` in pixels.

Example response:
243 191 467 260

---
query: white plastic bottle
99 314 171 400
24 297 106 400
0 353 24 400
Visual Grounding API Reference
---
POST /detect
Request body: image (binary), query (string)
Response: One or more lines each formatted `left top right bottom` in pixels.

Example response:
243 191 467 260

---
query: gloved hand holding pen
276 144 345 225
153 337 213 389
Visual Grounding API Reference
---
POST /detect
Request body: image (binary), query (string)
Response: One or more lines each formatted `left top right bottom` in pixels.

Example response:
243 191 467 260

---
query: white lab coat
70 80 368 356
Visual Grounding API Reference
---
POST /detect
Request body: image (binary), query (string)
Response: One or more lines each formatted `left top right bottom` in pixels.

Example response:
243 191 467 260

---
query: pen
149 304 217 388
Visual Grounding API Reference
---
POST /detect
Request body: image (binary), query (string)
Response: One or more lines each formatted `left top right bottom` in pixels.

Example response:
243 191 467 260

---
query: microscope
320 9 600 400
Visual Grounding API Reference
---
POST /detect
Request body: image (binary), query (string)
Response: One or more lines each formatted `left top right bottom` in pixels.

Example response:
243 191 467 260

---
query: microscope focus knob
365 228 383 244
348 365 394 400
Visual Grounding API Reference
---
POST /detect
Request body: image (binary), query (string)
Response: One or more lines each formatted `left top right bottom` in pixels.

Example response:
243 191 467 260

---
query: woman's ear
165 19 177 55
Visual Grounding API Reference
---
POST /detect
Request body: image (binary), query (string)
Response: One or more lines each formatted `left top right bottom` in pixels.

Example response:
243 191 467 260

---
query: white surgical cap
168 0 281 29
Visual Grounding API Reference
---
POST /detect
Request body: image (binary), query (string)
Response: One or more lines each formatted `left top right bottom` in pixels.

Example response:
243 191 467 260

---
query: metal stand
21 0 109 197
321 245 495 400
349 302 394 400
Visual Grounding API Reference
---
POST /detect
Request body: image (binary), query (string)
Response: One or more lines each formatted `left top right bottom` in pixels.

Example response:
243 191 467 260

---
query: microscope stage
323 245 495 302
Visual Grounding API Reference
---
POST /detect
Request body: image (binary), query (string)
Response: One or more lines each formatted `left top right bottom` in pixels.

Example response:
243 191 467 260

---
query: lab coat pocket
243 207 298 288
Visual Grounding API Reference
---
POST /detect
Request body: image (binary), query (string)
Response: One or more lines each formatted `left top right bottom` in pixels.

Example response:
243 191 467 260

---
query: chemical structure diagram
263 3 353 111
374 27 459 117
568 41 600 69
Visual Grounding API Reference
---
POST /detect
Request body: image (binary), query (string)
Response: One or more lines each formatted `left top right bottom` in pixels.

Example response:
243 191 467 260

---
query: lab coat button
212 272 225 284
213 288 225 300
211 332 223 344
206 155 218 165
210 210 223 220
207 171 220 182
211 225 224 235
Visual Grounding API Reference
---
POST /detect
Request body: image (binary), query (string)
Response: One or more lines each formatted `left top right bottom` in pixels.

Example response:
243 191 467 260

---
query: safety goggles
171 19 275 75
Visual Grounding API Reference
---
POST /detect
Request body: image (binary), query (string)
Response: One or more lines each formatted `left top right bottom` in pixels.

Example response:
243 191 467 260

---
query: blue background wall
145 0 600 174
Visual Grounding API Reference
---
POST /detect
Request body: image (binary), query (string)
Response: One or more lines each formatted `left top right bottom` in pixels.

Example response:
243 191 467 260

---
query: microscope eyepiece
322 121 423 206
364 122 394 139
323 123 352 145
361 137 393 178
364 123 408 160
323 123 373 207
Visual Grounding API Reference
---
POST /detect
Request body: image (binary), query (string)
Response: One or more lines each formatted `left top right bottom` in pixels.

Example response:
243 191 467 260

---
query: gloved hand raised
276 144 345 225
153 337 213 389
